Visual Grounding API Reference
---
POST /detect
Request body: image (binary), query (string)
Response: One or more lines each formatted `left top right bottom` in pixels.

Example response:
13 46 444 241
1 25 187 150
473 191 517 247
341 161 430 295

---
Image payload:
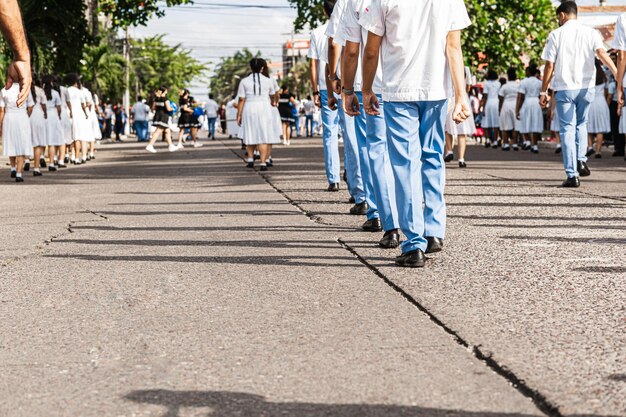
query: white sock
247 158 253 163
34 168 40 172
445 151 453 156
11 167 16 172
556 144 562 148
16 172 22 178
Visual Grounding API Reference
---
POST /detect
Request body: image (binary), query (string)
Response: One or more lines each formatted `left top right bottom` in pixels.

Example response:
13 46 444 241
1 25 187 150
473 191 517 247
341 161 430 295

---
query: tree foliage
287 0 557 74
81 40 126 101
100 0 194 28
209 49 262 102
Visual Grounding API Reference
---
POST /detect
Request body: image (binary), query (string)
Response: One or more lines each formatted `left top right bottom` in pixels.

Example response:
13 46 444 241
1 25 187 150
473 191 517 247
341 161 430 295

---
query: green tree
281 60 312 99
81 40 126 101
100 0 194 28
209 49 262 102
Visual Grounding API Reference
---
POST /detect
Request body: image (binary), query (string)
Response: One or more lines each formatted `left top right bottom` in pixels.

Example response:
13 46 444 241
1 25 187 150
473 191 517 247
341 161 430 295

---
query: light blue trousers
352 92 378 220
338 101 365 203
555 88 593 178
384 100 448 254
320 90 341 185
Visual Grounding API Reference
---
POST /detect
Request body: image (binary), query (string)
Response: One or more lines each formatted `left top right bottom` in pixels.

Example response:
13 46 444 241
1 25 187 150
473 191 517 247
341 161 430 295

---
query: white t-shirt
613 13 626 85
519 77 543 100
132 102 149 121
308 23 330 91
303 100 315 115
325 0 348 41
542 19 605 92
499 81 519 103
236 74 278 101
205 99 219 118
359 0 471 102
341 0 384 94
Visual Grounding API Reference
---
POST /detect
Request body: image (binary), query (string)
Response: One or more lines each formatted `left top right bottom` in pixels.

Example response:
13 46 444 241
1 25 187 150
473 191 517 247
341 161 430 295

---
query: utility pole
90 0 99 37
124 26 131 135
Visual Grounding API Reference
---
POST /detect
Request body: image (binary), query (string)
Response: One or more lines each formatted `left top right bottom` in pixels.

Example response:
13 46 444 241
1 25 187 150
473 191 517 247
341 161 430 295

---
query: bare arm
327 37 342 95
310 58 321 107
0 0 31 107
56 105 62 119
362 31 382 116
617 51 626 111
237 97 245 126
540 61 555 108
597 49 617 78
515 93 525 119
342 40 361 116
498 96 504 113
445 30 470 123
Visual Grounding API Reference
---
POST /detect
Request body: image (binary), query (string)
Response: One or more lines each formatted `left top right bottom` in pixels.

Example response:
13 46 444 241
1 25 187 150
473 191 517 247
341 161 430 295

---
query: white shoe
177 143 184 150
286 141 291 146
168 144 178 152
193 143 203 148
146 145 157 153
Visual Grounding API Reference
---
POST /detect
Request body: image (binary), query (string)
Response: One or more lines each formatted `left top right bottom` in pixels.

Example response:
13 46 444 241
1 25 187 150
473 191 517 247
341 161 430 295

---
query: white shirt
205 99 219 118
359 0 471 102
303 100 315 115
46 89 62 110
308 23 331 91
66 86 85 116
325 0 348 41
340 0 384 94
499 81 519 103
519 77 542 100
613 14 626 85
236 74 278 101
0 84 34 111
541 19 605 92
132 102 150 121
483 80 501 102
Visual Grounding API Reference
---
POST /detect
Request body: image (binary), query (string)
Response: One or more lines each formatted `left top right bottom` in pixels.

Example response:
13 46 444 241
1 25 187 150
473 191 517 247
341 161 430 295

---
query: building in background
282 38 310 79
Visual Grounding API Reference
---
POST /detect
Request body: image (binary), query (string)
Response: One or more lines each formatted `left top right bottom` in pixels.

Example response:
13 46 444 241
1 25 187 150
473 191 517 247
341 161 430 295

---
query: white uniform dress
45 89 64 147
550 105 560 132
482 80 501 129
1 85 34 157
81 88 96 142
587 83 610 134
59 86 74 145
498 80 519 132
91 93 103 140
67 86 90 141
237 73 279 145
225 99 239 138
446 67 476 136
30 87 48 148
270 78 282 139
519 77 544 134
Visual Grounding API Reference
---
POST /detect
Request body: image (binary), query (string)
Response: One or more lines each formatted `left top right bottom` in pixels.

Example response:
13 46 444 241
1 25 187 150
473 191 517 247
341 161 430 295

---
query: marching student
0 83 34 182
361 0 471 267
56 76 72 167
517 64 543 153
340 0 401 247
43 74 63 171
614 12 626 159
30 78 48 176
65 74 89 165
499 67 520 151
82 83 99 160
540 1 617 187
204 93 219 141
145 87 178 153
481 69 501 148
175 89 193 149
587 60 611 159
236 57 279 172
308 0 342 192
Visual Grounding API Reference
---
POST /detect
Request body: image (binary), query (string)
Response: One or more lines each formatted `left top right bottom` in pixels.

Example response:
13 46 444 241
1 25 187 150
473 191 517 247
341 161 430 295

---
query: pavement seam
337 238 562 417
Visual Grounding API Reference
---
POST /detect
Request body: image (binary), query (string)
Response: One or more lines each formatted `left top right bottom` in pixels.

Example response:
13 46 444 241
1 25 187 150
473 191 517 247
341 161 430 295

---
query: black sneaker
395 249 426 268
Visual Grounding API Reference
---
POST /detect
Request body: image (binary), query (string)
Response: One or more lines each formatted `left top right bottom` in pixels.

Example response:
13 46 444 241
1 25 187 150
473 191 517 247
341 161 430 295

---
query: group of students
1 73 102 182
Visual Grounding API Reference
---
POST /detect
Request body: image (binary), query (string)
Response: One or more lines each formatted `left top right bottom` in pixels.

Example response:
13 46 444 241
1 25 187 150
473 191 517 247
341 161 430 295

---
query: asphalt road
0 135 624 417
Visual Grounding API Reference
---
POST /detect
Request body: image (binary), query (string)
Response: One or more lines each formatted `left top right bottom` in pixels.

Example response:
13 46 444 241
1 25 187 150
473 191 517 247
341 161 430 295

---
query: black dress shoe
10 171 16 178
379 229 400 249
362 218 382 232
40 158 47 168
459 161 467 168
58 163 67 168
562 176 580 188
48 166 57 172
24 161 30 171
260 165 268 172
253 154 261 160
327 183 339 192
64 156 70 164
585 148 595 157
266 159 274 167
350 202 369 215
555 146 562 154
349 196 355 204
33 171 42 177
612 151 624 157
426 237 444 254
444 153 454 163
577 161 591 177
15 177 24 183
343 170 347 183
246 162 254 169
595 153 602 159
395 249 426 268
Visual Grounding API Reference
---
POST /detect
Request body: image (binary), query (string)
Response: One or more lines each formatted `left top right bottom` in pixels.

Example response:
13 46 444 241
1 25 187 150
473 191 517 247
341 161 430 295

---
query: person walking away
303 95 315 137
613 14 626 159
42 74 63 172
218 103 227 134
30 78 48 176
205 93 219 140
145 88 177 153
361 0 472 268
189 97 204 148
0 84 33 182
481 69 501 148
82 84 99 160
57 76 72 165
132 97 150 142
587 60 611 159
278 85 297 145
517 64 544 153
498 67 521 151
226 96 239 139
540 1 617 187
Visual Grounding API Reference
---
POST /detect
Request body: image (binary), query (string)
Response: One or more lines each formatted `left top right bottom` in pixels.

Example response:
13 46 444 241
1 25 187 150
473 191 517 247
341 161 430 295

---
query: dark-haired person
540 0 617 187
499 67 520 151
65 74 89 165
175 89 193 149
517 64 543 154
308 0 342 191
587 60 611 159
278 85 297 146
0 81 33 182
30 77 48 176
481 69 501 148
205 93 219 141
57 77 72 165
43 75 63 171
146 87 177 153
613 13 626 159
361 0 471 268
236 58 279 171
82 83 99 160
132 96 150 142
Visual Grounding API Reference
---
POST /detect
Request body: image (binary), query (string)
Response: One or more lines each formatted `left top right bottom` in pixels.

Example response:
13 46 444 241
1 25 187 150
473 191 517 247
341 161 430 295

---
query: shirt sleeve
592 29 605 52
542 32 557 63
613 15 626 51
0 93 5 108
518 80 527 94
449 0 471 31
307 31 319 60
483 83 490 96
54 91 62 106
325 0 343 39
343 1 363 44
236 79 246 100
358 0 386 37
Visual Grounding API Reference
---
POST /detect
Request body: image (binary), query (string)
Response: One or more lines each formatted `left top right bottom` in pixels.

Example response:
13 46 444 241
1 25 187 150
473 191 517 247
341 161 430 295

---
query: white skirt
499 99 517 132
45 112 64 146
240 99 280 145
83 111 96 143
91 109 102 140
3 111 33 157
72 110 91 141
587 97 610 134
482 99 500 128
61 107 73 145
520 98 543 134
226 108 239 137
30 105 47 147
445 97 476 136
